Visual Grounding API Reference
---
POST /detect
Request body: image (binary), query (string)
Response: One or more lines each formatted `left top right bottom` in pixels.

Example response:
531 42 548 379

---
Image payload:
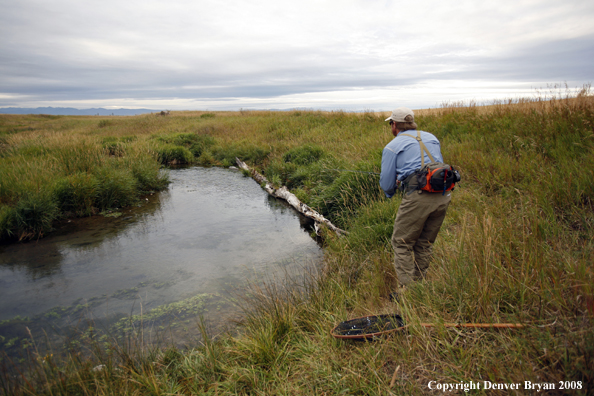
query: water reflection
0 191 167 276
0 167 322 357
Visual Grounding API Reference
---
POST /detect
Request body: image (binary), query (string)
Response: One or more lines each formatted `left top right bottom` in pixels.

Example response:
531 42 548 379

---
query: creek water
0 167 322 358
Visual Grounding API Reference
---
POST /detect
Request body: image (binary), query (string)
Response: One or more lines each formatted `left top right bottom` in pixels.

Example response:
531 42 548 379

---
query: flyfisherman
380 107 453 290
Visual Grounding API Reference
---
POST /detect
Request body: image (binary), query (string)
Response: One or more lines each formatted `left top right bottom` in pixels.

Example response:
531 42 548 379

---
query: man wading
380 107 454 293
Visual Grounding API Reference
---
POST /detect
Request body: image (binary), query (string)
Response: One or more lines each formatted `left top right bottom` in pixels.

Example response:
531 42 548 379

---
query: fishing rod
324 168 380 176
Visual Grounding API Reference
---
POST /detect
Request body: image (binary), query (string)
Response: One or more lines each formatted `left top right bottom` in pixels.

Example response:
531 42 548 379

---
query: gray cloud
1 0 593 109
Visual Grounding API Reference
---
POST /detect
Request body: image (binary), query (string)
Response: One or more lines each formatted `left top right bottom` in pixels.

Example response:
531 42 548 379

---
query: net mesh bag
332 314 405 338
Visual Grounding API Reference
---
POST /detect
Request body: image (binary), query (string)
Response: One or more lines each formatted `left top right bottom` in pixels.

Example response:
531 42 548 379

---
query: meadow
1 85 592 395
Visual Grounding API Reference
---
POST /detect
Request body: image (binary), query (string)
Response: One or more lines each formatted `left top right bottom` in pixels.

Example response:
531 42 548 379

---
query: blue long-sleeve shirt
380 130 444 198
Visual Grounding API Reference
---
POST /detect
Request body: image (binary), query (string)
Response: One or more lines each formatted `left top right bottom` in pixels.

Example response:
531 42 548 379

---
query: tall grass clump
128 156 170 192
54 172 99 217
53 139 107 174
188 135 216 158
0 190 59 240
156 144 194 165
264 145 341 190
309 159 384 228
101 136 129 156
210 142 270 166
152 132 216 159
93 166 140 210
282 144 325 165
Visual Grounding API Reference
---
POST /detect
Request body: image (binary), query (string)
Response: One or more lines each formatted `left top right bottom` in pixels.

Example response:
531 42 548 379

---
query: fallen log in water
235 158 347 236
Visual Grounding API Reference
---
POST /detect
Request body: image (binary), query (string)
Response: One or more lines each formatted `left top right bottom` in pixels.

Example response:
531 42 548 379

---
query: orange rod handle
420 323 524 329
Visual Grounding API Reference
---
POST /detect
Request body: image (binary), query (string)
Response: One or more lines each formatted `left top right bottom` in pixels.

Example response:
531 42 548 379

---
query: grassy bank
1 87 593 395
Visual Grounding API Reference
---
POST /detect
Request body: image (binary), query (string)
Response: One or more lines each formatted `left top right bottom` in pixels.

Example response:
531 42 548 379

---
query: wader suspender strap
401 131 435 167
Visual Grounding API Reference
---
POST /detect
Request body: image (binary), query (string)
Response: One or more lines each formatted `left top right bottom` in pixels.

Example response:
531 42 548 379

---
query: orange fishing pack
401 131 461 194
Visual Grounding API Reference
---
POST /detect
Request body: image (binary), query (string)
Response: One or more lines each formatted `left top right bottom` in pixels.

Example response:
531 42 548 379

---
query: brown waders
391 188 451 286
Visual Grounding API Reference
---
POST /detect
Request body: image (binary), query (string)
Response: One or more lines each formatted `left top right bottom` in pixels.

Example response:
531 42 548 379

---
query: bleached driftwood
235 158 347 236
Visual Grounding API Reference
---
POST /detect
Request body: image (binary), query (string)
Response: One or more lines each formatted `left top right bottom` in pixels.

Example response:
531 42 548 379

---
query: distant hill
0 107 158 116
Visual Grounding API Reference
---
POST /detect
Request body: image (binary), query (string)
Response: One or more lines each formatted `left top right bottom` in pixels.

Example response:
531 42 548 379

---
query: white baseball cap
385 107 414 122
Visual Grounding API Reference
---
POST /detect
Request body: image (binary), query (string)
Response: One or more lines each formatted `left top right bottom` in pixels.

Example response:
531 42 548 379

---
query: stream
0 167 323 360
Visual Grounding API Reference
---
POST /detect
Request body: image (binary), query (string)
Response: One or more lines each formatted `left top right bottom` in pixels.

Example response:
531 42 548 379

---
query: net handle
421 323 524 329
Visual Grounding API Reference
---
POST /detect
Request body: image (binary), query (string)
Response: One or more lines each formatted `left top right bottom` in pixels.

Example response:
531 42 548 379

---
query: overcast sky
1 0 593 111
